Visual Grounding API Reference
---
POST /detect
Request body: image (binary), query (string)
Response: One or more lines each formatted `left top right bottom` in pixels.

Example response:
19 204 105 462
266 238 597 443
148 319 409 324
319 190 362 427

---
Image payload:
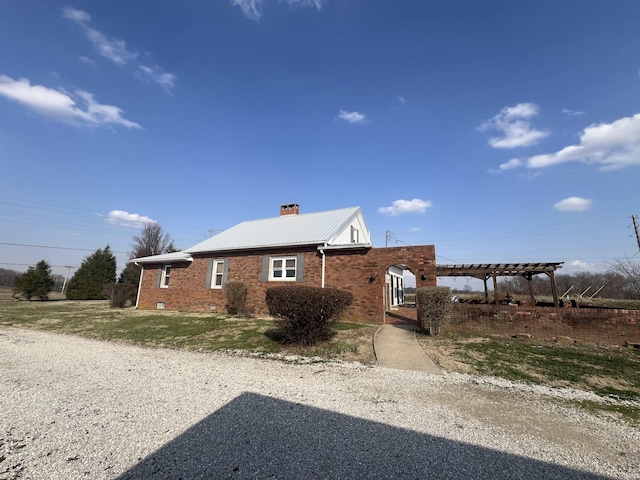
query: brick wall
443 304 640 346
136 244 436 323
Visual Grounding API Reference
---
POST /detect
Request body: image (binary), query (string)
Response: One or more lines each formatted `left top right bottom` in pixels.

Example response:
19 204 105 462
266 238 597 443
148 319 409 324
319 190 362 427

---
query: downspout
135 263 143 309
320 243 326 288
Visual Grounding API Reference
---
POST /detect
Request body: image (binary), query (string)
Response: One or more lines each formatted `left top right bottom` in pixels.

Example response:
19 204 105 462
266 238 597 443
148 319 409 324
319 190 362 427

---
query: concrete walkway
374 324 443 374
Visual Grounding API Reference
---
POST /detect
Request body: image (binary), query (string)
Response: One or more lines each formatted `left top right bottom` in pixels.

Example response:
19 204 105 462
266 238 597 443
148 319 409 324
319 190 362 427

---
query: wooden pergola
436 262 564 307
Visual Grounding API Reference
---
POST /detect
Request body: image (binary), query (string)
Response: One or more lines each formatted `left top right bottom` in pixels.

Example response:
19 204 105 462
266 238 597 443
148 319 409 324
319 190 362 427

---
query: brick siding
136 245 436 324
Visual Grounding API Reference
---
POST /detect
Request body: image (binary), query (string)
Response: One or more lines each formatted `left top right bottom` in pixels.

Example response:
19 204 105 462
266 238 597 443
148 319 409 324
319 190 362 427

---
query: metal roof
186 206 369 254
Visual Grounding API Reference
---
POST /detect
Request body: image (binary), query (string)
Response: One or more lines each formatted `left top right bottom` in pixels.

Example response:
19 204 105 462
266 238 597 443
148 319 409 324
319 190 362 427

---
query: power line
0 262 78 268
0 242 128 254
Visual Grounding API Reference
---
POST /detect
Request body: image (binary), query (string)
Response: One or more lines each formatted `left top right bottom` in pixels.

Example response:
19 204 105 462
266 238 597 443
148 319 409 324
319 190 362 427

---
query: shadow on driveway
117 392 607 479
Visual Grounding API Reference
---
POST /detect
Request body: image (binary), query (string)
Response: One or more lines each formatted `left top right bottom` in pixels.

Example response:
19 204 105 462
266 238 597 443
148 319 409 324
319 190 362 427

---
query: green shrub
416 286 452 335
104 283 138 308
66 246 116 300
265 285 353 345
13 260 54 301
225 281 249 316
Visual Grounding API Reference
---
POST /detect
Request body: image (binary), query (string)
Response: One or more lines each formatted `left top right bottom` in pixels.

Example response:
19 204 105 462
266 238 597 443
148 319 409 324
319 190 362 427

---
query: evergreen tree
66 246 117 300
13 260 54 301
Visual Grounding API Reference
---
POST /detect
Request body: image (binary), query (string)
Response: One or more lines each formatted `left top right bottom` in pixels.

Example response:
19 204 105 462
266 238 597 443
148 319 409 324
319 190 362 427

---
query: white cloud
138 65 176 92
410 227 422 232
106 210 156 228
231 0 263 21
494 158 522 172
61 6 90 22
526 113 640 171
285 0 323 8
378 199 432 216
562 108 585 116
571 260 591 269
0 74 142 129
479 102 549 149
63 7 137 66
77 56 96 65
63 6 175 92
337 109 367 124
232 0 323 21
393 96 406 111
553 197 592 212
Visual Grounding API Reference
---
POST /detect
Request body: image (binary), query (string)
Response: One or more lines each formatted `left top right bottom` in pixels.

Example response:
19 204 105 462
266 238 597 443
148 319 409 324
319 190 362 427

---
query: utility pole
633 215 640 252
61 266 72 294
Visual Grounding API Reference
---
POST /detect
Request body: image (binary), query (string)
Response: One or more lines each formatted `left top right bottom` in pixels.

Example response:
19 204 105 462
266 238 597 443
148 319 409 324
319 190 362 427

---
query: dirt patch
335 327 377 364
585 375 635 392
418 338 474 373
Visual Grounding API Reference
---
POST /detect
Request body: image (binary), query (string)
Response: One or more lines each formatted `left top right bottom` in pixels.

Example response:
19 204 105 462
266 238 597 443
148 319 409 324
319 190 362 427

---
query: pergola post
524 273 535 306
436 263 564 307
549 271 559 307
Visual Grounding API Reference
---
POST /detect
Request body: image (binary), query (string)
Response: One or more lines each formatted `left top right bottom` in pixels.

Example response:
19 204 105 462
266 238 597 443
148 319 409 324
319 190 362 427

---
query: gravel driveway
1 327 638 479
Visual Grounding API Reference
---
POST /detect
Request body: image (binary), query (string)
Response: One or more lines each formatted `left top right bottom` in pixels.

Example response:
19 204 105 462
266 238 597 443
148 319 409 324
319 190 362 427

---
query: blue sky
1 0 639 285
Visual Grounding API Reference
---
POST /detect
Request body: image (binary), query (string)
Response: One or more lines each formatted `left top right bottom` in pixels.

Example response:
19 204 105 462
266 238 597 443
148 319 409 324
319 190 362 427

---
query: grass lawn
3 289 639 421
0 296 378 365
418 332 640 422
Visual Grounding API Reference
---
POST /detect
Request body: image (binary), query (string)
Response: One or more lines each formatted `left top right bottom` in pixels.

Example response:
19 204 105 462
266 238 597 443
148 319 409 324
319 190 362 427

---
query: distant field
451 292 640 310
0 286 67 301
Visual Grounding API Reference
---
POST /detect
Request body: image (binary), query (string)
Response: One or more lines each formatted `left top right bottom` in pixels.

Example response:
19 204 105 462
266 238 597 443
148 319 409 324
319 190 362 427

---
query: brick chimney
280 203 300 216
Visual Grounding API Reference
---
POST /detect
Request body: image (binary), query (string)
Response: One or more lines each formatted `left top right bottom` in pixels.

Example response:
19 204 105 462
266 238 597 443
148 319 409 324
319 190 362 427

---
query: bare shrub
265 285 353 345
104 283 138 308
225 281 249 316
417 286 452 335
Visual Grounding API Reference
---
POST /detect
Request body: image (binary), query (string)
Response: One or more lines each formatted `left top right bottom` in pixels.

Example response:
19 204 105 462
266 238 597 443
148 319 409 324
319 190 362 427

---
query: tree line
12 223 176 302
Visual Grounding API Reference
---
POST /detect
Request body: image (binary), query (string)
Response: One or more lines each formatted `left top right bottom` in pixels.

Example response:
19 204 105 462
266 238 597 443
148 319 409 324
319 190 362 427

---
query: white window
161 265 171 288
270 256 297 281
351 226 359 243
211 260 225 289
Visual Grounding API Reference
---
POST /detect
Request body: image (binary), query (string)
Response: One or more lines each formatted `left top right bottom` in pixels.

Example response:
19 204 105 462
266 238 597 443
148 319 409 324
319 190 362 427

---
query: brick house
132 204 436 323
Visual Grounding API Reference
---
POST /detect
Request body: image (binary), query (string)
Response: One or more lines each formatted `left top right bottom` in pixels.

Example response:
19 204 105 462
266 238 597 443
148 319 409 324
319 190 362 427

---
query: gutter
319 243 327 288
316 243 373 251
135 265 143 309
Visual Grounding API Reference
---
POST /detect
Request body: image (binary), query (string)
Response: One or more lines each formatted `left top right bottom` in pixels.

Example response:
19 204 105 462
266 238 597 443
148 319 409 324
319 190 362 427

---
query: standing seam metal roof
186 206 366 254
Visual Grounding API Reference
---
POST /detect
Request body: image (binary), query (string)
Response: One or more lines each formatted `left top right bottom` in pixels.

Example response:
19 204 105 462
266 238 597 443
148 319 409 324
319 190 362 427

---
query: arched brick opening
383 262 418 326
318 245 436 324
367 246 436 324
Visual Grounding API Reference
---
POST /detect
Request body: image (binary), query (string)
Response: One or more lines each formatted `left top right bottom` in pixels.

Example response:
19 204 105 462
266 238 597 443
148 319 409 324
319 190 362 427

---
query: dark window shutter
296 253 304 282
222 258 229 285
205 258 213 289
261 256 269 282
155 266 162 288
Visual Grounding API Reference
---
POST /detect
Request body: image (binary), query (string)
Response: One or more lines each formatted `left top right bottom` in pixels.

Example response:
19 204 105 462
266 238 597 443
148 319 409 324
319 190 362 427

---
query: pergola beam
436 262 564 306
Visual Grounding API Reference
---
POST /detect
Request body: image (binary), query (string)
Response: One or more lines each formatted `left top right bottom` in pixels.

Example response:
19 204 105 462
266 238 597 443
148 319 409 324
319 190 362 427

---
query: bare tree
131 223 174 258
119 223 177 286
607 258 640 299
